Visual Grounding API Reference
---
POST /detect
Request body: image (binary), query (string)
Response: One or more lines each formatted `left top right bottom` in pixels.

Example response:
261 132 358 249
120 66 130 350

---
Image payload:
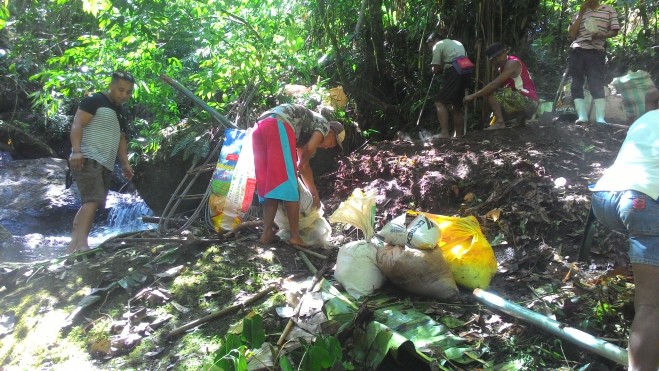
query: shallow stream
0 192 155 263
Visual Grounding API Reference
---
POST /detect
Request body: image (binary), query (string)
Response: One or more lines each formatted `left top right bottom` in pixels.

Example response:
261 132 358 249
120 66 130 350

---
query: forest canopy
0 0 657 156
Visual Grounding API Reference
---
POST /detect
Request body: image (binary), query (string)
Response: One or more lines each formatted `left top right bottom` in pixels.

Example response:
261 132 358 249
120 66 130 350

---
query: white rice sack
334 241 385 299
376 244 458 299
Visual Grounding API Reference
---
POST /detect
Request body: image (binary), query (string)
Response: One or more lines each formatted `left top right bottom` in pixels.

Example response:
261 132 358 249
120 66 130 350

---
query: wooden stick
166 284 276 339
116 237 190 243
285 243 327 260
276 261 330 347
232 220 264 231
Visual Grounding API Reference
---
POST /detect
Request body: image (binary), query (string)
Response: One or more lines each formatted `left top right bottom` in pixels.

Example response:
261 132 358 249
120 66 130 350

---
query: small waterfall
89 192 156 240
1 192 156 263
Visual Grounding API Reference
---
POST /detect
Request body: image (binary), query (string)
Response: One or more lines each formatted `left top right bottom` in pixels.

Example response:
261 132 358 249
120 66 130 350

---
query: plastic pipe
473 288 628 366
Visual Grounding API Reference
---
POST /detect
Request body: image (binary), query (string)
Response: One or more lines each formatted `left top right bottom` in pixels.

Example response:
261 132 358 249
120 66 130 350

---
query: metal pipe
473 288 628 366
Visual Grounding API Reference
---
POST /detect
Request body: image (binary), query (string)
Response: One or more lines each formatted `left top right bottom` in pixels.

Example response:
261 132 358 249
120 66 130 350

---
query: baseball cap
329 121 345 150
485 42 509 60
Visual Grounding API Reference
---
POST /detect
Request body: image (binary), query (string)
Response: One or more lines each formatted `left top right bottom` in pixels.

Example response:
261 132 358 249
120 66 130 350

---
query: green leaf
278 355 294 371
241 312 265 348
117 272 148 290
302 345 331 371
216 333 245 362
443 346 484 364
350 321 400 369
440 316 466 329
0 5 9 30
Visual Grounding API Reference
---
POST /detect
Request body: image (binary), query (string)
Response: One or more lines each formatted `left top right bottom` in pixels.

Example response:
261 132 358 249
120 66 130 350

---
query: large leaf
350 321 409 369
374 305 463 352
63 294 102 326
241 312 265 349
321 283 484 369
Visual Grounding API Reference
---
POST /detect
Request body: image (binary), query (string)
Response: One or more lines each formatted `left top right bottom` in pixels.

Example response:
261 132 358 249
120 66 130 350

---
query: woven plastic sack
611 70 656 120
376 244 458 299
335 241 386 299
406 213 441 250
275 178 331 248
414 212 498 289
276 214 332 249
328 188 376 240
209 128 256 232
379 213 407 246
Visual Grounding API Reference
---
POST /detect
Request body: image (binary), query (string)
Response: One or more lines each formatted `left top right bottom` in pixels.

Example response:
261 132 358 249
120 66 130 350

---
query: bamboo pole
473 288 628 366
159 74 237 130
166 285 276 339
299 252 318 275
285 243 328 260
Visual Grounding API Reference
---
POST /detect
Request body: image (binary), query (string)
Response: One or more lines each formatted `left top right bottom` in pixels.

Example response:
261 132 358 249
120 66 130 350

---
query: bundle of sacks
377 213 459 299
329 188 497 300
382 211 498 291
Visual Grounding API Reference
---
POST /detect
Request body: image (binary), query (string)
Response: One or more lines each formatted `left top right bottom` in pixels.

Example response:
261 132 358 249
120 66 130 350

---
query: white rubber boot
594 98 607 124
574 98 588 124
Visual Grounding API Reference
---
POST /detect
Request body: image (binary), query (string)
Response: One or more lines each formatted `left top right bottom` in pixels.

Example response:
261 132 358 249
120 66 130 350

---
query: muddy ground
0 116 636 370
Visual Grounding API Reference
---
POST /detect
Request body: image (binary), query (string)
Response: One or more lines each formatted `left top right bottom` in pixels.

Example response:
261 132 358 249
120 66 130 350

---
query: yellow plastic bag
329 188 376 240
411 212 497 289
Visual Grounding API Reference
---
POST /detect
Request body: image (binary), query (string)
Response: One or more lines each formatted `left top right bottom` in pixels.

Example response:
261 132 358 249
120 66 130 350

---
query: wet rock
0 157 79 235
0 224 13 247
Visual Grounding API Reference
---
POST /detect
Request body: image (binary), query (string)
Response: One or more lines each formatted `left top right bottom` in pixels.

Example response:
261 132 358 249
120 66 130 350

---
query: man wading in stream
67 71 135 254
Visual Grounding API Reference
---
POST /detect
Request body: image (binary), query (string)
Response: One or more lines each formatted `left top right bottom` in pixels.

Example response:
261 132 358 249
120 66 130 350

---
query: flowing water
0 192 156 263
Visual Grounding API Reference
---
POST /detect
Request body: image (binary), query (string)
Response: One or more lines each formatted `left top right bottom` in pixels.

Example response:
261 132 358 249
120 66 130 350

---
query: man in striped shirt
568 0 620 125
67 71 135 253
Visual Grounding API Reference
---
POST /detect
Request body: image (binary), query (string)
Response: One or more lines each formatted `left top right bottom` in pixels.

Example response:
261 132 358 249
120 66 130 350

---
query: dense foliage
0 0 657 156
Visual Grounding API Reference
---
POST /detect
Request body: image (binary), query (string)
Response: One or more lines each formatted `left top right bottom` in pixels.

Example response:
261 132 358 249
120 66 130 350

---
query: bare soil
0 116 636 370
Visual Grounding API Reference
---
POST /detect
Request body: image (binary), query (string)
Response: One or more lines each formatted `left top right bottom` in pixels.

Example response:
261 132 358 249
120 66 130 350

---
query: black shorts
436 66 472 105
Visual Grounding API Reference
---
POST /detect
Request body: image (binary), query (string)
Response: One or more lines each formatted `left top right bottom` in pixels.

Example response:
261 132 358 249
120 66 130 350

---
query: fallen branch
142 216 188 225
285 244 327 260
166 284 277 339
116 236 222 247
116 238 190 244
277 260 330 347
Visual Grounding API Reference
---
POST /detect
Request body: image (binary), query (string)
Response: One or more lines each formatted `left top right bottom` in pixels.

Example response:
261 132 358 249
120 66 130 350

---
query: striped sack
611 70 656 120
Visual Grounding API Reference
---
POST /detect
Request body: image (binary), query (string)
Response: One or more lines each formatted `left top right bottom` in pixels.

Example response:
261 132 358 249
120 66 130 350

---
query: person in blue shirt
589 108 659 370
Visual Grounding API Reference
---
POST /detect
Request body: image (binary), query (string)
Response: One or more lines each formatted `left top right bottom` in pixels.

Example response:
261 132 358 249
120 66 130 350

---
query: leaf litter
0 119 637 370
